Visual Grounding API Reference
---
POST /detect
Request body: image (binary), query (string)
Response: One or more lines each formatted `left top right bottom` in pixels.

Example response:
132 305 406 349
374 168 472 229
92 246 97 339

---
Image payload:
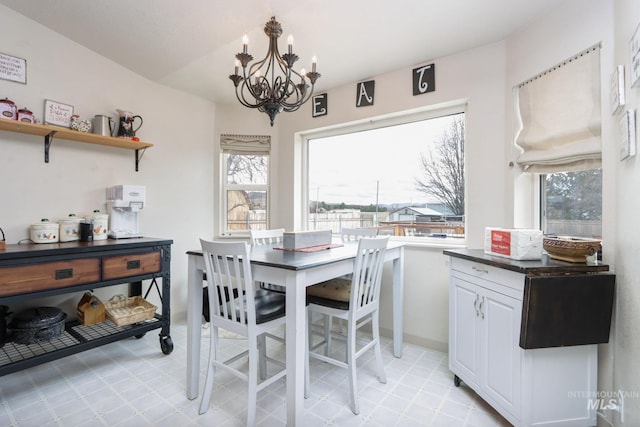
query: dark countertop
443 248 609 275
0 237 173 262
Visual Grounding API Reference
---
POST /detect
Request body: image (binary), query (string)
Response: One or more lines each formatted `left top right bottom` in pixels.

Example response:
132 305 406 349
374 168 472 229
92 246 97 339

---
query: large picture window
306 109 466 239
220 134 270 234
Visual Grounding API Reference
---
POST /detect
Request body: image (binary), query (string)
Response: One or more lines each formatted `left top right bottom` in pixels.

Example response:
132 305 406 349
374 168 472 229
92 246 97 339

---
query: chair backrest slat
350 237 389 312
341 227 378 242
249 228 285 246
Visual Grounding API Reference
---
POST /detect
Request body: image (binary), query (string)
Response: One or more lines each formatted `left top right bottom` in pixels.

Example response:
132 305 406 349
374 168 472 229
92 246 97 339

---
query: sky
308 114 460 206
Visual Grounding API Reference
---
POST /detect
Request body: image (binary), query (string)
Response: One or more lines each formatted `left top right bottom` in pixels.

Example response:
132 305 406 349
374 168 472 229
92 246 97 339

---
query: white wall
0 5 215 316
612 0 640 425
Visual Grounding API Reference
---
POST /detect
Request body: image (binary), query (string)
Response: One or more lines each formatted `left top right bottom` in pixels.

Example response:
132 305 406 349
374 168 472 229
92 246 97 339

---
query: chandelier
229 17 321 126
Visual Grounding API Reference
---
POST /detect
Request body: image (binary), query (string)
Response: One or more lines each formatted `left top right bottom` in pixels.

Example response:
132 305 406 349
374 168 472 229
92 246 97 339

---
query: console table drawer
0 259 100 296
103 251 161 280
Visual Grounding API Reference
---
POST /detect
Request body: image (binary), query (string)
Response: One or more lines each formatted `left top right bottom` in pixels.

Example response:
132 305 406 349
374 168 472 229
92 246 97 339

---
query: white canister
30 219 59 243
86 210 108 240
58 214 83 242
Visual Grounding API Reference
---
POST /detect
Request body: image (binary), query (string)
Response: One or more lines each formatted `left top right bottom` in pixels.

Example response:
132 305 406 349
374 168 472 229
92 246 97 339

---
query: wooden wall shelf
0 119 153 171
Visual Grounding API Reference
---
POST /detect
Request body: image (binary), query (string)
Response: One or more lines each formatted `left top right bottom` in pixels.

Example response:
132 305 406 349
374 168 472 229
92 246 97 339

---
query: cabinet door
449 274 481 388
480 287 522 418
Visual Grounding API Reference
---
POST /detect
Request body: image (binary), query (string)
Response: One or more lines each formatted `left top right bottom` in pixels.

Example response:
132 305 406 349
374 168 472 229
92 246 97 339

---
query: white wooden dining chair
340 227 378 241
306 227 379 340
250 228 286 293
198 239 286 427
304 237 389 415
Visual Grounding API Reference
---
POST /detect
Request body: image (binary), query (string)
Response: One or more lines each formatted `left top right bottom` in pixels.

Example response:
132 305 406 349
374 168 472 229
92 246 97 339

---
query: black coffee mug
79 222 93 242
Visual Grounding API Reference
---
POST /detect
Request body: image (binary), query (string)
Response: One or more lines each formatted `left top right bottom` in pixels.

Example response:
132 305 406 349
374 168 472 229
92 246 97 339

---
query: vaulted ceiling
0 0 570 105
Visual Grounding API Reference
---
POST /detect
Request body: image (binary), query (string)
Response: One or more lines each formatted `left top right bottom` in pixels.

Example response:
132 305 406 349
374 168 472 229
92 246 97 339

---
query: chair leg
346 321 360 415
198 326 218 414
324 314 332 356
372 314 387 384
337 317 345 334
258 334 267 380
304 309 311 399
247 335 259 427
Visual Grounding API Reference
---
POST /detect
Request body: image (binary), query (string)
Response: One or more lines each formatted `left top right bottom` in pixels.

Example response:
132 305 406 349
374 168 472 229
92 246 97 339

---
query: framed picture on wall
0 52 27 84
630 22 640 87
43 99 74 127
619 109 636 161
610 65 625 115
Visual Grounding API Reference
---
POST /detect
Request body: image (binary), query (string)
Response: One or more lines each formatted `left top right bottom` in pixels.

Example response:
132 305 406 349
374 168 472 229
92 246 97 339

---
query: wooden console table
0 237 173 376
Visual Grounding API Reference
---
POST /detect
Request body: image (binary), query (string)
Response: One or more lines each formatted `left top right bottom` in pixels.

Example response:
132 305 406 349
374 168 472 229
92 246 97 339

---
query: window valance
220 134 271 154
514 45 601 173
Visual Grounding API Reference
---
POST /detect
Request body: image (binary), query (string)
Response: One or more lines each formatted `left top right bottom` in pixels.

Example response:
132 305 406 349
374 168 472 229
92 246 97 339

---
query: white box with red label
484 227 543 260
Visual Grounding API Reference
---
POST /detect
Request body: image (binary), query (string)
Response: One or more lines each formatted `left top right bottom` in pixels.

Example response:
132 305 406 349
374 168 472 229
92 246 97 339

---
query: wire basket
104 294 157 327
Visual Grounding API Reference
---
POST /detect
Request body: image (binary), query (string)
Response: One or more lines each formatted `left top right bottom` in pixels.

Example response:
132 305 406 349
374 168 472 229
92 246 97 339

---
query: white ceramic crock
86 210 108 241
58 214 83 242
30 219 59 243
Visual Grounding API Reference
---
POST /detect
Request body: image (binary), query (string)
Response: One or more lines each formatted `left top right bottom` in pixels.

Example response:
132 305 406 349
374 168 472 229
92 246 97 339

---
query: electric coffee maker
106 185 145 239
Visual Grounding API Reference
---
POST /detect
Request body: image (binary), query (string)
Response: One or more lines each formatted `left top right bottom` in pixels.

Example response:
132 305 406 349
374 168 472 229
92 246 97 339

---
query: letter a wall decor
413 63 435 96
356 80 375 107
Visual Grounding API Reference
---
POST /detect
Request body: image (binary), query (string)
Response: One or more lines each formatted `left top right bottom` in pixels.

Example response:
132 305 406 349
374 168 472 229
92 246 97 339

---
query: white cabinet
448 256 598 427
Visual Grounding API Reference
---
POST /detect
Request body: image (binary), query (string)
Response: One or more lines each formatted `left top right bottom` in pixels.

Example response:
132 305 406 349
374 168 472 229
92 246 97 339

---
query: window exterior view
307 112 465 238
220 134 271 234
541 169 602 238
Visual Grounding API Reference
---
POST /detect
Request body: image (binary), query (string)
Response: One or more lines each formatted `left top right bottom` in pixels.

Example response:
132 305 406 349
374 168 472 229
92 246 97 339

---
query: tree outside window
541 170 602 238
224 153 269 232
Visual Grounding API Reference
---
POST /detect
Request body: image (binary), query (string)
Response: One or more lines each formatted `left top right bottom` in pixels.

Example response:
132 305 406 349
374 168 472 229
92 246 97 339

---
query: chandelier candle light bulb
229 16 321 126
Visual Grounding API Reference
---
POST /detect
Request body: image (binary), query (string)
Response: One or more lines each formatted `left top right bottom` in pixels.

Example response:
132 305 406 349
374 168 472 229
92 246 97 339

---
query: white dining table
186 240 405 426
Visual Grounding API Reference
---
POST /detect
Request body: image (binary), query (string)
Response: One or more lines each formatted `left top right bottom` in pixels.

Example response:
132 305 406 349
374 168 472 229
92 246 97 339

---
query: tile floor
0 321 511 426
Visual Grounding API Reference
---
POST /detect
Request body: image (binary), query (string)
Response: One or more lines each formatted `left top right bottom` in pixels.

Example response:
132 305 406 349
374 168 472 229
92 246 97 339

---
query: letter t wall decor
413 63 435 96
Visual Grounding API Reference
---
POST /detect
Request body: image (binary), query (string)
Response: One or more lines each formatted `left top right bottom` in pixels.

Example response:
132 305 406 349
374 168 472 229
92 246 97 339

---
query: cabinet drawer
0 259 100 297
102 251 161 280
450 257 524 296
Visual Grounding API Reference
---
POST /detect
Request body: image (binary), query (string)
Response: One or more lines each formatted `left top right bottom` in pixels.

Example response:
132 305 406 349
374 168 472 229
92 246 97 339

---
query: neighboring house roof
390 206 443 216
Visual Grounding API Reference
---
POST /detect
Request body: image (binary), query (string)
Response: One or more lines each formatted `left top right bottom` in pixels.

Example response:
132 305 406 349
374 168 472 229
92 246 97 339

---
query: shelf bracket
135 147 148 172
44 131 57 163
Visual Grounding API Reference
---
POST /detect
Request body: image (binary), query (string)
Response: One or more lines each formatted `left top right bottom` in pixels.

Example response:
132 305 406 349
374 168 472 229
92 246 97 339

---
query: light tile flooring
0 321 511 426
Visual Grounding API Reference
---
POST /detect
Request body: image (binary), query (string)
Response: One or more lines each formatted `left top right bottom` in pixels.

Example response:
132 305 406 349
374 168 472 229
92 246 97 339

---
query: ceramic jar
29 219 59 243
86 210 108 241
70 115 92 132
17 108 34 123
0 98 17 120
58 214 83 242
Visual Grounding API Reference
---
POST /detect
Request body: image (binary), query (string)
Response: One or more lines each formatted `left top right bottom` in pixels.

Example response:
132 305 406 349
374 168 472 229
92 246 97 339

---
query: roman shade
220 134 270 154
514 45 601 173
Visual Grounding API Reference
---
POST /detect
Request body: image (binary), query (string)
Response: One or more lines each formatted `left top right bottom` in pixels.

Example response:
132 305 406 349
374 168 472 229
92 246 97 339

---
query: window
306 109 465 239
220 134 270 234
541 169 602 238
513 46 603 240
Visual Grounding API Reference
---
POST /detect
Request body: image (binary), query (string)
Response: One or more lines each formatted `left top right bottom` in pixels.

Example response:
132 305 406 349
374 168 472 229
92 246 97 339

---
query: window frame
300 102 467 244
219 139 271 238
